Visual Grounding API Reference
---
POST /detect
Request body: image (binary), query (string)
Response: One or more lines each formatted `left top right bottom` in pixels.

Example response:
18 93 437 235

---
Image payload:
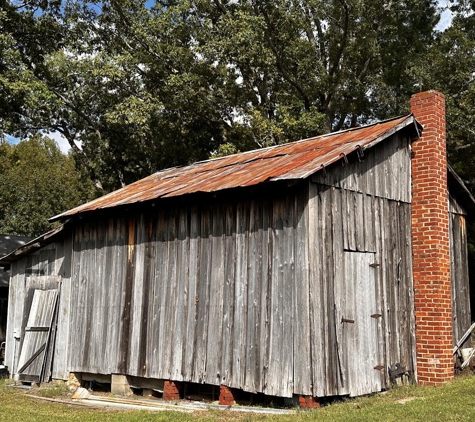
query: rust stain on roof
51 115 417 221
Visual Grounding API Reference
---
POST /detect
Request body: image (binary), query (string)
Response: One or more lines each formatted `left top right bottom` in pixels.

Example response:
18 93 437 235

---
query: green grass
1 376 475 421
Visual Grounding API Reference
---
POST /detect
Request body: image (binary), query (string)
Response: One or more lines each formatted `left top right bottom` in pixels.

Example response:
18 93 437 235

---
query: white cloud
46 131 83 154
436 0 453 32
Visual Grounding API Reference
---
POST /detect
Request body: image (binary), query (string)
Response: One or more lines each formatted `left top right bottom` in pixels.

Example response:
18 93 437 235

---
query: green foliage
408 0 475 260
0 0 442 192
0 136 95 237
411 1 475 191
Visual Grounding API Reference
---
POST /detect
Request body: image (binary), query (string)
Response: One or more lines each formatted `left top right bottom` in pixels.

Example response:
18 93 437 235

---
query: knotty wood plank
256 198 272 391
332 187 347 395
5 261 24 376
347 190 356 251
281 194 294 398
93 222 106 374
100 219 115 375
355 192 364 251
322 185 337 396
243 200 258 393
363 194 376 253
266 197 283 396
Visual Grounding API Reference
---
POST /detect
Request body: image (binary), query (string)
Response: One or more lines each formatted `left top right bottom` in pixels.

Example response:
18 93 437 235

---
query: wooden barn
0 91 473 406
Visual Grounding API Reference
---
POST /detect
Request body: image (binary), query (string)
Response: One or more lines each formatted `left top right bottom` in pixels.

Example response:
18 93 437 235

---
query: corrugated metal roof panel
51 115 417 221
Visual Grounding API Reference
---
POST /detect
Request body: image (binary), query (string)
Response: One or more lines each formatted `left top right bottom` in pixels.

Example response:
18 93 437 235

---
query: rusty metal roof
51 114 418 221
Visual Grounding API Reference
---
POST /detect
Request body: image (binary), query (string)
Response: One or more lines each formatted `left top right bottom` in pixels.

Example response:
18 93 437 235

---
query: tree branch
260 8 311 110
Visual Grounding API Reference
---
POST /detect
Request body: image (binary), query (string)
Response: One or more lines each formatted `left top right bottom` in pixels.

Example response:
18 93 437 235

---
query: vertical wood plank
193 206 211 382
222 204 236 387
155 210 169 378
308 183 326 397
231 201 249 389
206 204 225 386
183 207 199 380
293 188 312 395
162 210 178 379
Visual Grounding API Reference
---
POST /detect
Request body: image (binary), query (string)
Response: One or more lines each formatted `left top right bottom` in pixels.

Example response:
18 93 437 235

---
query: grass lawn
1 375 475 421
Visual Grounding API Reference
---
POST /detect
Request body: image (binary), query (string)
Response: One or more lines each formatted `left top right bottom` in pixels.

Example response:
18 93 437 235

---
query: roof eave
0 224 66 269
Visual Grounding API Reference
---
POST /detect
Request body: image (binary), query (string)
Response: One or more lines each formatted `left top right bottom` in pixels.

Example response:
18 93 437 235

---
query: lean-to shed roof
51 114 419 222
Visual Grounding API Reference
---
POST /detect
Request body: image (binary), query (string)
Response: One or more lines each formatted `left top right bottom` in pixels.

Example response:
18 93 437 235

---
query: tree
0 135 95 237
411 0 475 190
0 0 442 192
202 0 439 136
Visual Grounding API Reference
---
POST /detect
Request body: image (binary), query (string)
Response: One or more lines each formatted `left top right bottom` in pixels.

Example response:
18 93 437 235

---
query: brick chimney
410 90 453 385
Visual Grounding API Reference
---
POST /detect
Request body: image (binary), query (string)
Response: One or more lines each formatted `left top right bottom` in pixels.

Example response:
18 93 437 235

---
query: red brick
163 381 182 401
410 91 453 386
219 385 237 406
299 395 320 408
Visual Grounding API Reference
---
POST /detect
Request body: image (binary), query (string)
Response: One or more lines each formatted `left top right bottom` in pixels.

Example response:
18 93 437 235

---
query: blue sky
437 0 453 31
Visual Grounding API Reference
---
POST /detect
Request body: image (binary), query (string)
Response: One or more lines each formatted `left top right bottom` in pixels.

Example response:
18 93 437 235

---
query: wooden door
16 289 58 383
336 252 382 396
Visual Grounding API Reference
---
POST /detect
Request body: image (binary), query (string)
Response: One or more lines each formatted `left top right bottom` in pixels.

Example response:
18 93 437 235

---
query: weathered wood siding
308 184 414 396
66 132 415 398
309 132 415 395
449 194 471 345
68 188 311 397
312 133 412 203
4 236 72 380
4 129 472 398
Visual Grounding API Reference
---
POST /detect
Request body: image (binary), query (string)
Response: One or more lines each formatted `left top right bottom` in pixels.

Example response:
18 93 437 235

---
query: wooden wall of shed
68 186 311 398
308 132 415 396
68 131 416 399
308 184 414 396
4 235 72 380
449 193 471 345
312 133 412 203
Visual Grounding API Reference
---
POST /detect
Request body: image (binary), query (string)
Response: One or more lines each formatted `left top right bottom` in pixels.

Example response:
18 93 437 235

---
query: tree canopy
1 1 475 192
0 136 95 237
2 0 457 193
410 0 475 190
